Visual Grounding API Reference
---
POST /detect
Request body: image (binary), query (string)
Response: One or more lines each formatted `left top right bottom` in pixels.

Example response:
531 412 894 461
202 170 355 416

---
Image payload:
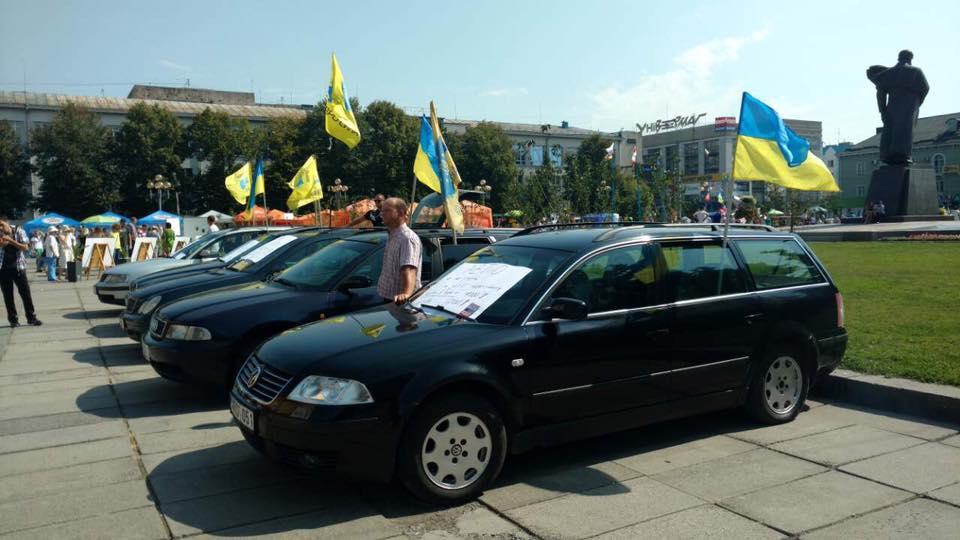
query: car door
656 240 760 398
519 243 674 424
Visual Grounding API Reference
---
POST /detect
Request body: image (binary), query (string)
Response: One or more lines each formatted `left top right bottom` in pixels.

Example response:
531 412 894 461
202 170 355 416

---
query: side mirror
198 249 214 259
541 297 589 321
264 270 281 282
338 275 373 292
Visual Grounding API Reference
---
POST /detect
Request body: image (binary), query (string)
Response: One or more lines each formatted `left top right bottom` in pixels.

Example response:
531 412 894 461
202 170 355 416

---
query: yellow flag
287 156 324 211
224 162 254 205
325 53 361 149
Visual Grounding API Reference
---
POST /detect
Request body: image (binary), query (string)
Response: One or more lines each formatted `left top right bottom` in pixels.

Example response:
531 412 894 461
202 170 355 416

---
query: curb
813 369 960 424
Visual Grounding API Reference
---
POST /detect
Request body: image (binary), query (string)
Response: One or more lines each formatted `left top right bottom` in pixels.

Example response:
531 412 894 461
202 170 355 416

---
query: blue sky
2 0 957 145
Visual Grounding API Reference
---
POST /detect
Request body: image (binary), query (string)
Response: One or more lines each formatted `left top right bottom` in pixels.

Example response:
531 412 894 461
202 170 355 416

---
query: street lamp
146 174 174 211
474 178 492 207
597 180 612 215
328 178 349 209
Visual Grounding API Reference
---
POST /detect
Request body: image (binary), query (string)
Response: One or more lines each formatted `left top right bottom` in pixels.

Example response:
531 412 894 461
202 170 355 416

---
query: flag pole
429 102 456 245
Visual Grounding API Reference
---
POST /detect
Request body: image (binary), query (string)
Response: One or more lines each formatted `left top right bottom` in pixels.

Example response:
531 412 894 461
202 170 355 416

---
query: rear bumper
817 332 848 371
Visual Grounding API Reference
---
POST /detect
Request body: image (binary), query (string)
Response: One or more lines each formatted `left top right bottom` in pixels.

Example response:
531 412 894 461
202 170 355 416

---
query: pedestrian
348 193 386 227
160 222 176 257
206 216 220 233
62 226 76 276
377 197 422 304
58 227 71 279
124 217 138 256
876 200 886 223
0 219 42 327
44 226 60 282
110 223 125 264
31 230 44 273
693 207 710 223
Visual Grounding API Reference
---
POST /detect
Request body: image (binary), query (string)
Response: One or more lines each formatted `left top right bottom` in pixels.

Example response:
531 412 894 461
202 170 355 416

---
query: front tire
746 346 809 424
398 393 507 505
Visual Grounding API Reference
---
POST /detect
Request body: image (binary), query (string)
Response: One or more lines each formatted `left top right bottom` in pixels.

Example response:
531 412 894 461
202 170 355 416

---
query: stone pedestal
865 165 943 221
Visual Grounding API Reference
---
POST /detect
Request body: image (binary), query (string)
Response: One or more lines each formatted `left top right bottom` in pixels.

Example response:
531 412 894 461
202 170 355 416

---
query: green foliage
182 108 261 213
110 103 184 217
349 100 419 200
263 116 306 211
448 122 519 212
31 103 116 217
0 120 32 217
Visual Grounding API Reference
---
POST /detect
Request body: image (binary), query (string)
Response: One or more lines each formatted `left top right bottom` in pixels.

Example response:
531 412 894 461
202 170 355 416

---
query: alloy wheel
764 355 802 414
420 412 492 490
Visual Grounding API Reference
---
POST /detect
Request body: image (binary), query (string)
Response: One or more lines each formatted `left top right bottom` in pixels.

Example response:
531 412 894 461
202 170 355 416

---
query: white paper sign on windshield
239 235 299 263
413 263 532 319
222 239 261 262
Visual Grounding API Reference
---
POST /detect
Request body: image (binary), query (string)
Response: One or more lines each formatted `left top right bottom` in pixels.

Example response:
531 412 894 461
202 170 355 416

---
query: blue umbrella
138 210 180 226
22 212 80 234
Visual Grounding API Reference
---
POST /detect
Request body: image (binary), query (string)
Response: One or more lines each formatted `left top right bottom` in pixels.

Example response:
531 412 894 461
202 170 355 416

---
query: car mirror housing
198 249 214 259
542 297 589 321
338 275 374 292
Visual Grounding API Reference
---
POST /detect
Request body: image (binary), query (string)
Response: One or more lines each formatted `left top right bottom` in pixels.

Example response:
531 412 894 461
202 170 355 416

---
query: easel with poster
172 236 190 254
131 237 156 261
81 238 116 278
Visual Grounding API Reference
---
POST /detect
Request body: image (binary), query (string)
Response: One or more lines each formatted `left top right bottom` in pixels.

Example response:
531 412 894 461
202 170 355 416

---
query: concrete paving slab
0 355 102 376
142 440 260 478
111 376 217 407
0 380 113 409
723 471 911 535
127 408 232 436
840 442 960 493
0 408 118 437
453 506 531 539
592 504 781 540
0 457 142 504
190 502 400 540
0 388 117 421
928 482 960 506
801 498 960 540
0 436 133 477
481 460 642 512
652 448 826 502
506 476 703 539
136 424 244 455
149 457 296 504
941 434 960 448
822 403 957 440
160 480 349 537
0 479 152 535
770 425 926 466
0 365 105 386
0 373 108 396
7 330 94 344
2 338 99 356
724 407 855 446
0 506 168 540
0 418 126 454
613 434 758 475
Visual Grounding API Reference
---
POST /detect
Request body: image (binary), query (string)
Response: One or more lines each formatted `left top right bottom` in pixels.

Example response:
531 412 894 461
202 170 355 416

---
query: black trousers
0 268 37 324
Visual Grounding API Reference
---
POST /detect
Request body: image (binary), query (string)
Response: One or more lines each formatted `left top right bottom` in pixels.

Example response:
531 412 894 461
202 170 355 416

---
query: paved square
1 273 958 539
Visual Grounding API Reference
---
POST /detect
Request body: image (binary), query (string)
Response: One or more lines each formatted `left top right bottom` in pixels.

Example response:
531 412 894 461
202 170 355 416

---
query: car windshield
413 244 572 325
226 234 301 272
219 236 268 262
280 239 376 289
172 235 213 260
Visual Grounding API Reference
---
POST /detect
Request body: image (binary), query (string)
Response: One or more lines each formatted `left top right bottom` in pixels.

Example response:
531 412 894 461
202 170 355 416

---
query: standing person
124 217 138 257
348 194 386 227
0 219 41 327
160 222 176 257
377 198 422 304
44 226 60 282
206 216 220 233
876 200 886 223
31 231 44 273
58 228 70 280
62 227 76 278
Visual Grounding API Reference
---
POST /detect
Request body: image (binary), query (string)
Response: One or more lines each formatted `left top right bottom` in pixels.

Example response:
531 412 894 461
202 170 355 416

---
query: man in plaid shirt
377 198 422 304
0 218 41 327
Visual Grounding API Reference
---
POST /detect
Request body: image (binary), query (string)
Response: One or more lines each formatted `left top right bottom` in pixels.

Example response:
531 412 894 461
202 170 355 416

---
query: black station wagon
229 224 847 503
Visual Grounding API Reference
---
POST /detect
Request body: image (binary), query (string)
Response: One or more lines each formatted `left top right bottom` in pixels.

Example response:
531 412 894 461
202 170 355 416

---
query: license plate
141 340 150 361
230 396 255 431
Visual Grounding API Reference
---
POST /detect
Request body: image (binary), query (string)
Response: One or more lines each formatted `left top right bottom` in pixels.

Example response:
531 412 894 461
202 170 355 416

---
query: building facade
821 142 853 190
838 113 960 208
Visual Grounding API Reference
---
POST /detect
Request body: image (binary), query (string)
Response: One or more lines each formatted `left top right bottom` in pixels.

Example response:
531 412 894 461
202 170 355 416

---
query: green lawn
807 242 960 386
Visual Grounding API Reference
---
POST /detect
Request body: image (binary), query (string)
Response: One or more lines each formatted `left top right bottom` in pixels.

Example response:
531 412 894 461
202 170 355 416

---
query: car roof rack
592 222 777 242
513 221 777 238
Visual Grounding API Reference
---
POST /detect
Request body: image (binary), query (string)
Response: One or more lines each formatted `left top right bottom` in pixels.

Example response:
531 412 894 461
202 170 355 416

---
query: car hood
135 260 225 288
110 258 195 280
157 282 322 323
256 304 500 378
133 269 247 300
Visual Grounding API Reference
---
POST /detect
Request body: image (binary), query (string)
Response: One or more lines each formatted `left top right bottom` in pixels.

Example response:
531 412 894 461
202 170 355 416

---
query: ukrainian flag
733 92 838 192
413 101 464 233
244 159 266 219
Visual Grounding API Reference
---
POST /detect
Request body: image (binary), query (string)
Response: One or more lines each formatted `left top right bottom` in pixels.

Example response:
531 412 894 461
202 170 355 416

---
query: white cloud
588 30 769 130
160 59 192 72
480 87 528 98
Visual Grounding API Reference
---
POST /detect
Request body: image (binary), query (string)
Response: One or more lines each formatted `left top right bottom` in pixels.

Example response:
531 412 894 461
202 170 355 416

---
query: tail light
835 292 845 328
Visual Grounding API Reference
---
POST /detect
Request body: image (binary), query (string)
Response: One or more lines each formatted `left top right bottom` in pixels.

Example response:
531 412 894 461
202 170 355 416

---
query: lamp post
146 174 174 212
328 178 349 209
597 180 612 216
474 179 492 207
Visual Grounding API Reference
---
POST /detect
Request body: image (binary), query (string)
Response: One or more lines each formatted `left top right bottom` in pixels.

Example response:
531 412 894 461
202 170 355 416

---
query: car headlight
287 376 373 405
137 296 162 314
103 274 127 284
164 323 212 341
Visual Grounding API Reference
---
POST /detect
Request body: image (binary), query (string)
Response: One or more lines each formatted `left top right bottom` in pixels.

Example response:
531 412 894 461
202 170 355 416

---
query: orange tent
233 206 268 224
266 209 290 224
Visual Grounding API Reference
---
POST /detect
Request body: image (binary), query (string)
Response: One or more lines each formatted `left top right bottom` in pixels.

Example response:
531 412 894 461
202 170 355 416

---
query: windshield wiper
417 303 474 321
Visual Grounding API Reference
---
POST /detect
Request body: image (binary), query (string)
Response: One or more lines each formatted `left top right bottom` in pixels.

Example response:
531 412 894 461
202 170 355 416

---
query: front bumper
229 385 398 482
142 332 235 386
120 311 150 341
95 283 129 306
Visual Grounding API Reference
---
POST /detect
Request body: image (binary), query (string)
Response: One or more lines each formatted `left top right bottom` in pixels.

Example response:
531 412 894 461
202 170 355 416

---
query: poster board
173 236 190 254
131 237 156 261
81 238 116 276
413 263 532 319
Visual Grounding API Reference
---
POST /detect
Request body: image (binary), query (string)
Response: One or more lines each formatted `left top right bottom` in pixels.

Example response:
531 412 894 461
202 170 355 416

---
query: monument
864 50 939 220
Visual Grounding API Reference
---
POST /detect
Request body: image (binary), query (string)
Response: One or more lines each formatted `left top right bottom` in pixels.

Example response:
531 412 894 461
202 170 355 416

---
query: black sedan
142 229 512 387
121 228 360 341
231 224 848 504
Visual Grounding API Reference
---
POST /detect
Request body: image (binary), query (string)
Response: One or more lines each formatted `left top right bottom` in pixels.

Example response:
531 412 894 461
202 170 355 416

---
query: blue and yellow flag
225 162 255 205
413 101 464 233
733 93 838 192
325 53 361 149
287 155 323 211
243 159 266 219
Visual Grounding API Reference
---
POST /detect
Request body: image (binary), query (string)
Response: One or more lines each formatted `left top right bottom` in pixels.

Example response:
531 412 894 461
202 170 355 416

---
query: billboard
714 116 737 132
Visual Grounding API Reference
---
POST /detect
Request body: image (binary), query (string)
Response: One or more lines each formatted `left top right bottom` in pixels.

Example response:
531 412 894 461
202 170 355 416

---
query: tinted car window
736 239 824 290
268 239 334 273
661 242 746 301
346 247 384 282
439 239 490 271
550 244 660 312
204 233 254 259
281 240 376 289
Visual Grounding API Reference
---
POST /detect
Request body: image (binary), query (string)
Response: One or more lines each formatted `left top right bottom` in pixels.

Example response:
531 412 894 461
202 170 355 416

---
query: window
660 243 746 302
856 162 865 176
10 121 25 144
933 154 945 175
937 180 944 193
281 240 373 289
348 248 384 282
439 238 490 272
665 146 678 173
548 145 563 167
269 239 333 273
551 244 660 313
643 147 663 169
704 140 720 174
683 143 700 175
827 159 834 167
514 144 526 166
856 185 866 197
735 239 824 290
530 146 544 167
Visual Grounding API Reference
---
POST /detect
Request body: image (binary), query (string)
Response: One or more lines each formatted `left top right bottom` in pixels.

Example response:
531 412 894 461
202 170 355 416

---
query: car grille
126 296 140 313
150 316 167 339
236 356 292 404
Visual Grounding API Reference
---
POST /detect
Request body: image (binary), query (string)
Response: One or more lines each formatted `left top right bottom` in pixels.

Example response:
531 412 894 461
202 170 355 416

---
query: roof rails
513 221 777 238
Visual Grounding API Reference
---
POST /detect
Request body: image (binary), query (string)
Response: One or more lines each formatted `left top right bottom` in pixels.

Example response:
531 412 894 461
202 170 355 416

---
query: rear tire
397 393 507 505
746 346 809 424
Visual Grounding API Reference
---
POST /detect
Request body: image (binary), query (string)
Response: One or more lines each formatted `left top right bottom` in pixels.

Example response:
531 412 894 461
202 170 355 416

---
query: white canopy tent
198 210 233 223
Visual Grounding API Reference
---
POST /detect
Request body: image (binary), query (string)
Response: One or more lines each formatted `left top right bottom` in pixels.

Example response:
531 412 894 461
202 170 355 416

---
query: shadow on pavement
87 323 128 339
74 377 225 419
71 342 144 367
63 308 121 320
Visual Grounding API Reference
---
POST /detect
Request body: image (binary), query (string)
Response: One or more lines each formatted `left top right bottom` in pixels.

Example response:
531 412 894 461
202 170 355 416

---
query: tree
181 108 261 214
0 120 32 218
263 116 306 211
349 100 419 201
446 122 519 212
110 103 184 217
31 103 115 217
562 134 619 216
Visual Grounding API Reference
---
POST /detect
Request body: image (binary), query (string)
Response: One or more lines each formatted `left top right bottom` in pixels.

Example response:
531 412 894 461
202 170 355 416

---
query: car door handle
745 313 764 324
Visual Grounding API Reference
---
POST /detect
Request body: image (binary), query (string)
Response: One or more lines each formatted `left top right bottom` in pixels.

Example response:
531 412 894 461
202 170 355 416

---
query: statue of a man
866 50 929 165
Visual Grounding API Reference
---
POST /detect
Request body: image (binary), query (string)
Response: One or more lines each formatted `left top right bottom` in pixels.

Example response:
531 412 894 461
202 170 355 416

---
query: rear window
736 239 824 290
